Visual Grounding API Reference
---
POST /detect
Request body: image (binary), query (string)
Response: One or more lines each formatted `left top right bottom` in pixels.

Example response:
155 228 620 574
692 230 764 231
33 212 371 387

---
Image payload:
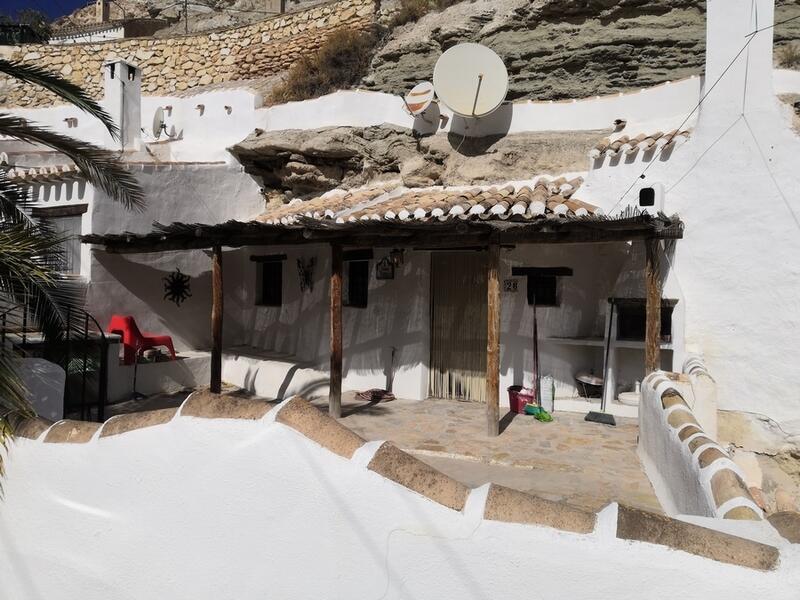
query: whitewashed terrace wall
639 371 762 520
0 395 791 599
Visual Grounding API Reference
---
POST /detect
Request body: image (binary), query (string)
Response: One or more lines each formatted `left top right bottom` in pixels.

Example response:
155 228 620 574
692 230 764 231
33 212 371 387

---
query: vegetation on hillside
391 0 461 27
777 44 800 69
268 28 377 104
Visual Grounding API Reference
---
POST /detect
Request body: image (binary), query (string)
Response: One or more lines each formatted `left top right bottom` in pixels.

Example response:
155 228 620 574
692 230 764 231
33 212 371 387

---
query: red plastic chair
107 315 177 365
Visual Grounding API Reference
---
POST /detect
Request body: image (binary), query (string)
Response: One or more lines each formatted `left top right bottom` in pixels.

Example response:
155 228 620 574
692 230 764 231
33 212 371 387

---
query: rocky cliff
230 125 601 197
366 0 800 101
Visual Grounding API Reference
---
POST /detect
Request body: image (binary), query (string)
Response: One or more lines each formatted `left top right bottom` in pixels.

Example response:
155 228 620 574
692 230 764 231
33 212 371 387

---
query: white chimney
700 0 775 122
96 0 110 23
103 59 141 151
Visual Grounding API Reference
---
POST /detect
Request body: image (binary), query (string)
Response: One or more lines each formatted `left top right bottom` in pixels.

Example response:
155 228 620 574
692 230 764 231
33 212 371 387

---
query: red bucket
508 385 536 414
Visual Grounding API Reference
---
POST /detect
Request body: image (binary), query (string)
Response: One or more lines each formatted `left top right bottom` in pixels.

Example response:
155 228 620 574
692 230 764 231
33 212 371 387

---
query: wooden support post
210 245 223 394
486 243 501 437
329 243 343 418
645 239 662 376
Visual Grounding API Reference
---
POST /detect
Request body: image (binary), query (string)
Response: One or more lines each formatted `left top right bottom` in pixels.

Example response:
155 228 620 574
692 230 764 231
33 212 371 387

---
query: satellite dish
433 43 508 117
152 106 166 138
403 81 435 116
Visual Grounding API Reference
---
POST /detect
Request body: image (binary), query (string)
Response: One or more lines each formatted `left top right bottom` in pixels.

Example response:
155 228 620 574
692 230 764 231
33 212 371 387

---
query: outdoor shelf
542 337 673 350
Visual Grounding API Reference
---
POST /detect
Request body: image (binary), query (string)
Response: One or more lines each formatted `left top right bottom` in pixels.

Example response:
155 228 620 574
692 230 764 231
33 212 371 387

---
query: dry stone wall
0 0 376 108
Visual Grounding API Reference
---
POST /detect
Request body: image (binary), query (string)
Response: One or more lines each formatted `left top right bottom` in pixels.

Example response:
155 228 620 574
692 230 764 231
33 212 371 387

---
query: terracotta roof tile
3 164 83 183
589 130 690 159
258 176 600 225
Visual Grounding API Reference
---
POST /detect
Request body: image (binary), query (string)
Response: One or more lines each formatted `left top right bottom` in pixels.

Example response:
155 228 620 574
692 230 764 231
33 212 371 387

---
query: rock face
54 0 331 35
366 0 800 101
231 125 602 196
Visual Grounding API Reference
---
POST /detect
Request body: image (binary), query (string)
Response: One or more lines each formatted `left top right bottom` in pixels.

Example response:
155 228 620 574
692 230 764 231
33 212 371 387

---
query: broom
585 301 616 426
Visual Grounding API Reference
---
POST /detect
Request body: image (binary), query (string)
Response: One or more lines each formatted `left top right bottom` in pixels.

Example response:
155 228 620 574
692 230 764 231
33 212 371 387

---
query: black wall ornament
376 256 395 280
163 268 192 306
297 256 316 292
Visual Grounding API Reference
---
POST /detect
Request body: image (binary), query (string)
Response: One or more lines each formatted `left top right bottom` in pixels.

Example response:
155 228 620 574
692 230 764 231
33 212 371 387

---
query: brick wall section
0 0 376 108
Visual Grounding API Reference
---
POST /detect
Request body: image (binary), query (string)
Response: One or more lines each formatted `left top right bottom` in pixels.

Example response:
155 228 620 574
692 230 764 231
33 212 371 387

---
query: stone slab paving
311 395 662 514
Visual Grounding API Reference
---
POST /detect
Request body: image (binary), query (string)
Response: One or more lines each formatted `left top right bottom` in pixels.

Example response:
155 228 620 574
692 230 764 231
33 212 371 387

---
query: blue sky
2 0 88 20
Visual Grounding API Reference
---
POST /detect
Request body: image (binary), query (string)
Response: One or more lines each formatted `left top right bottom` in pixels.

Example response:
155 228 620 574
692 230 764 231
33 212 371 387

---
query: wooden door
429 252 488 402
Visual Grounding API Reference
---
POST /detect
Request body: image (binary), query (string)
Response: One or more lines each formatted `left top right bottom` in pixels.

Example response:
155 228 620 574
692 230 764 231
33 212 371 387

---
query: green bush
269 28 376 104
392 0 462 27
777 43 800 69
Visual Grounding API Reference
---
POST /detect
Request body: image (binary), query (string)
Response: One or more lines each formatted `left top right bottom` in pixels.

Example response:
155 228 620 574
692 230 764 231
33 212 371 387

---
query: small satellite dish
433 43 508 118
403 81 435 116
152 106 166 138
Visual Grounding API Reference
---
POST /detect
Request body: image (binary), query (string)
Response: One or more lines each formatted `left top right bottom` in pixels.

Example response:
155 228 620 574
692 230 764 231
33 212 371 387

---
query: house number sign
503 279 519 293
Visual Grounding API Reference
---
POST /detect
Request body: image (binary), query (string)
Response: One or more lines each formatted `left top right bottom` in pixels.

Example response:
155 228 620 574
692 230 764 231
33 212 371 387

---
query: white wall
85 163 262 347
49 26 125 45
0 406 797 599
3 89 260 164
258 79 703 137
581 0 800 425
222 241 672 405
237 245 431 401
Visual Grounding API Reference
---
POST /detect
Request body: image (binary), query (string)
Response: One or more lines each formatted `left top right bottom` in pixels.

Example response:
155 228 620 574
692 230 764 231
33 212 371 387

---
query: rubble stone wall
0 0 376 108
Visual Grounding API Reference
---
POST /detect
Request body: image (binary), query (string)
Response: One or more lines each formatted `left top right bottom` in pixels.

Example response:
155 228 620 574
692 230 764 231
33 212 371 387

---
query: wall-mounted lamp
195 104 205 116
63 117 78 128
224 105 232 115
164 105 173 116
389 248 405 267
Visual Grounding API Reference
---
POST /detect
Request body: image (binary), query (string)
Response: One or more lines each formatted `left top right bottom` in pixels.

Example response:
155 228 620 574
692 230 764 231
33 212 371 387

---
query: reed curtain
429 252 488 403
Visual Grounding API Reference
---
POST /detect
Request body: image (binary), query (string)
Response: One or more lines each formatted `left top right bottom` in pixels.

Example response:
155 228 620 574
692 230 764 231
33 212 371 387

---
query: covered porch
84 202 683 437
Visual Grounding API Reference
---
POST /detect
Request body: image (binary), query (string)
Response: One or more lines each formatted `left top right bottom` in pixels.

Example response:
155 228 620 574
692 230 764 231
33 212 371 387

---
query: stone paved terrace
102 390 661 513
313 395 661 513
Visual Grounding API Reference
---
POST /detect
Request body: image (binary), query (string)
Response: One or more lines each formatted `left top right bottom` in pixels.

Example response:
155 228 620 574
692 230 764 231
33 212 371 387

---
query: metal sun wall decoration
163 268 192 306
297 256 316 292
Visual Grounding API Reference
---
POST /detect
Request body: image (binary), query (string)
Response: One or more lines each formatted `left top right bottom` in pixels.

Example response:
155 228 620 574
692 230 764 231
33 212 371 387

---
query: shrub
269 28 376 104
777 43 800 69
392 0 462 27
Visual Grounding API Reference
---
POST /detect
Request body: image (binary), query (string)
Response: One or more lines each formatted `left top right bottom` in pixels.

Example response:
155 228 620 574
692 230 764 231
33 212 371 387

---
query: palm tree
0 59 144 430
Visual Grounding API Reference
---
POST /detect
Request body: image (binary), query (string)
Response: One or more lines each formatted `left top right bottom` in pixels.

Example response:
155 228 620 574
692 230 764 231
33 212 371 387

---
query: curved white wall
0 404 796 599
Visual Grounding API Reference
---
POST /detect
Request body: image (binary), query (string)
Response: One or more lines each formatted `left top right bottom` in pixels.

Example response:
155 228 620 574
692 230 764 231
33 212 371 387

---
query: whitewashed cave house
3 0 800 436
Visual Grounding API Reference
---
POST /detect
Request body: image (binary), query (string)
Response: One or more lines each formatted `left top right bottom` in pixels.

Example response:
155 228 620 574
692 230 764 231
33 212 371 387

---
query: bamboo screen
429 252 488 403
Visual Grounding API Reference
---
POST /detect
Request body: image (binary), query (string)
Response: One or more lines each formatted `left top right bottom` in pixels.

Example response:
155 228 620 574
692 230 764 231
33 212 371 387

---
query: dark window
344 260 369 308
616 301 674 342
639 187 656 207
256 261 282 306
526 275 558 307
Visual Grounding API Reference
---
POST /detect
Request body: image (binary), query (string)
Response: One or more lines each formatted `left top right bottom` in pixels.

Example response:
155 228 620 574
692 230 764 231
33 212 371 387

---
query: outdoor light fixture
390 248 405 267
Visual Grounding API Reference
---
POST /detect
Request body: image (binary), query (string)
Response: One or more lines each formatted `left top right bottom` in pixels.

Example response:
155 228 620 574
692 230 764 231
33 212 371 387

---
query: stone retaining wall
639 371 763 521
11 392 780 572
0 0 376 108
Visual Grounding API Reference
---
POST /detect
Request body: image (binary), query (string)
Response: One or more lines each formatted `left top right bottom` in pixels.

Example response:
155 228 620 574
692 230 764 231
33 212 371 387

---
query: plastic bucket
508 385 536 414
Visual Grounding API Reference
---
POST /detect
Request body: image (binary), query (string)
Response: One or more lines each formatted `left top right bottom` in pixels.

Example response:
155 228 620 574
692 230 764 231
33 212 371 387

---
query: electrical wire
607 32 759 215
742 113 800 230
745 12 800 37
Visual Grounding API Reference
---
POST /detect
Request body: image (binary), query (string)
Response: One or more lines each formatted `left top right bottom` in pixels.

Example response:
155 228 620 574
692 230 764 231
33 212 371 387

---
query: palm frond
0 114 145 211
0 171 37 225
0 223 65 286
0 58 119 139
0 350 32 421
